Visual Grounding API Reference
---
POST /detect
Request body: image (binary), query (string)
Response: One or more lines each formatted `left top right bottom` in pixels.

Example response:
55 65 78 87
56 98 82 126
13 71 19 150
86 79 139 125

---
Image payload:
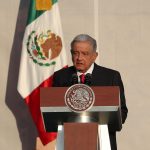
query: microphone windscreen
85 73 92 85
71 73 78 85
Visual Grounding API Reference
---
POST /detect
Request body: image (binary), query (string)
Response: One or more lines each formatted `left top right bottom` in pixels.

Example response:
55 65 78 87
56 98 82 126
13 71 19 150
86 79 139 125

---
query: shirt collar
77 63 94 76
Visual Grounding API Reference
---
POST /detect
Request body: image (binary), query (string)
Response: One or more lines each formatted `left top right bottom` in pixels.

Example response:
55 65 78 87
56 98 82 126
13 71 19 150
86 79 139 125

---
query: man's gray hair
71 34 97 51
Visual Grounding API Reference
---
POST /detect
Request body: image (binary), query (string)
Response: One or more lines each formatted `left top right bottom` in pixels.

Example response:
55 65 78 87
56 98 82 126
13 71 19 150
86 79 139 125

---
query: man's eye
73 51 78 55
82 52 89 56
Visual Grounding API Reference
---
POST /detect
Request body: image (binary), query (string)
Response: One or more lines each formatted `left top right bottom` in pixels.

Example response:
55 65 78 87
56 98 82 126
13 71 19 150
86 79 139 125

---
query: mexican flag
17 0 67 145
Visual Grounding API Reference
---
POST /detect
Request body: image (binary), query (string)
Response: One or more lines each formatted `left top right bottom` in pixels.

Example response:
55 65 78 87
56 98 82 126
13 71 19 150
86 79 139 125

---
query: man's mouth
76 62 83 65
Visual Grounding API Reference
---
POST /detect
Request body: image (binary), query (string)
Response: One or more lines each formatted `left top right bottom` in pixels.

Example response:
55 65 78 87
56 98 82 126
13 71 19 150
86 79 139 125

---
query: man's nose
77 53 83 60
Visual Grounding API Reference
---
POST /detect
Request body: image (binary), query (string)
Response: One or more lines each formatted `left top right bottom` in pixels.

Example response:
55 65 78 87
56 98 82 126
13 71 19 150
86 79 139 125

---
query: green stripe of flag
27 0 58 25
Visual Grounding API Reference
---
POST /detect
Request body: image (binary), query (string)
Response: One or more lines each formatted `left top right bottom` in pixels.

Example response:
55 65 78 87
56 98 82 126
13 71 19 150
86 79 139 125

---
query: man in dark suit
52 34 128 150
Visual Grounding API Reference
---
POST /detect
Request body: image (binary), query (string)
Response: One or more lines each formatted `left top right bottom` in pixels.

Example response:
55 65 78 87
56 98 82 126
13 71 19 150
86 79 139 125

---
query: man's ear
94 52 98 60
96 52 98 57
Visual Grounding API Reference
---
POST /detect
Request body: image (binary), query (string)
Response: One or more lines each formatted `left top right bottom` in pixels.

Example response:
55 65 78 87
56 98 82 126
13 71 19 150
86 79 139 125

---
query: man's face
71 41 98 73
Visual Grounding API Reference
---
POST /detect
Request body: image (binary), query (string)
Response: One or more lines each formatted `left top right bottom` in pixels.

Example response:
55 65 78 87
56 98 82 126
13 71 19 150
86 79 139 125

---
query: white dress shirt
77 63 94 83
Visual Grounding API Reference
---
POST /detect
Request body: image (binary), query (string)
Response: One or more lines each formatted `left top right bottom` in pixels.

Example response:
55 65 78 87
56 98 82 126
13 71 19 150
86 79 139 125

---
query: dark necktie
80 74 85 83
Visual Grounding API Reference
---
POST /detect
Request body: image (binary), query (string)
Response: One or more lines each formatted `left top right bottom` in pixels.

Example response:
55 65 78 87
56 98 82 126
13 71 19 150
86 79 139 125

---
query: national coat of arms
65 84 95 112
27 30 62 66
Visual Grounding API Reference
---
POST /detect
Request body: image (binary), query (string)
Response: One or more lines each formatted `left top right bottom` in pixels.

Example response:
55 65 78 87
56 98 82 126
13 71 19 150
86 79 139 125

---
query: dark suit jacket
52 63 128 150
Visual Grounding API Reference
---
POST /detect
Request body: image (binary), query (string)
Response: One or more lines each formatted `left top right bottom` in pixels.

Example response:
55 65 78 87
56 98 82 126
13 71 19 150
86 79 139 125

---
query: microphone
85 73 92 85
71 73 78 85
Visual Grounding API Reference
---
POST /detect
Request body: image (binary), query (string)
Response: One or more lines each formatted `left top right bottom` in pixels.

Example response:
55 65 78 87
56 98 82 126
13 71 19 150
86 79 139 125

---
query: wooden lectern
40 86 122 150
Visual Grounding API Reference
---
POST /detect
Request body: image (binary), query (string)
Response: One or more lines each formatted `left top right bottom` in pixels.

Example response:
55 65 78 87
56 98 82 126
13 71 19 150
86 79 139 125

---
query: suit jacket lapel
91 63 105 86
91 63 99 85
